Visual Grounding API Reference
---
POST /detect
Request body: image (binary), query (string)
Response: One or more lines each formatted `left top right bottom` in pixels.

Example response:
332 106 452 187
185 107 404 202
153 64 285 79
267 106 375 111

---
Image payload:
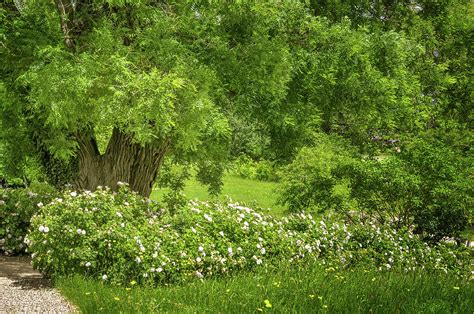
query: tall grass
57 262 473 313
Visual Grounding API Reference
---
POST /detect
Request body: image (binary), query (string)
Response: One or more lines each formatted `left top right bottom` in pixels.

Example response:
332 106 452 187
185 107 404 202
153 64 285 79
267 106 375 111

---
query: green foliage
279 134 472 241
26 187 471 286
231 155 279 182
277 134 358 213
0 185 55 255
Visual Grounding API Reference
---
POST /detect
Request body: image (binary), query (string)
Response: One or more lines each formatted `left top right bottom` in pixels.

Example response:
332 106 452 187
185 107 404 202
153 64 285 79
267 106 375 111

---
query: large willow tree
3 1 463 196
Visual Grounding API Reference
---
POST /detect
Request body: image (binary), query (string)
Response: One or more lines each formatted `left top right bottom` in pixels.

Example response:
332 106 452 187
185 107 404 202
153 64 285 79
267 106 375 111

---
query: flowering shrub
0 187 55 255
26 186 471 285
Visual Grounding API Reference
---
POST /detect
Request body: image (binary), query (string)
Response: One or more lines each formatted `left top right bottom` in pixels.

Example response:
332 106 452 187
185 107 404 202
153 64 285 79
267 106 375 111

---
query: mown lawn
151 174 285 216
57 262 473 313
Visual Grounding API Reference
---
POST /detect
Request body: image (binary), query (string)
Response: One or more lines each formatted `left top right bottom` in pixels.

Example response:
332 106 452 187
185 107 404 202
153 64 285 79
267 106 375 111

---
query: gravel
0 255 76 313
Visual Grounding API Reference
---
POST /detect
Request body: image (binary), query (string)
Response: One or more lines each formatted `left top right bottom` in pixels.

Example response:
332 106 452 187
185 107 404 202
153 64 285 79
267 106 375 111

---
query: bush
346 139 472 241
231 155 279 181
277 134 357 213
0 185 55 255
278 135 472 241
26 187 471 285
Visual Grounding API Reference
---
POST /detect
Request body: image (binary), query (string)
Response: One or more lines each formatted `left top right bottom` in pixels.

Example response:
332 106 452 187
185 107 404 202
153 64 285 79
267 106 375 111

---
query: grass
151 173 285 216
57 262 474 313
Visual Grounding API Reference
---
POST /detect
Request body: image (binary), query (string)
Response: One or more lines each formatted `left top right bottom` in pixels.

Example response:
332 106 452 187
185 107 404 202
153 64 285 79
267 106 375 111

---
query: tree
1 1 232 196
2 1 466 196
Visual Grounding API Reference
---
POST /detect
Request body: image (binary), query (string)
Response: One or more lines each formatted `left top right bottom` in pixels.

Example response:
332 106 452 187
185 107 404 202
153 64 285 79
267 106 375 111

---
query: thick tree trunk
73 128 170 197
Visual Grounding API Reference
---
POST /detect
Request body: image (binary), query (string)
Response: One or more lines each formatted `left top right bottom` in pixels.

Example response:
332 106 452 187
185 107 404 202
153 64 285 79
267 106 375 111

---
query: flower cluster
25 187 472 285
0 188 55 255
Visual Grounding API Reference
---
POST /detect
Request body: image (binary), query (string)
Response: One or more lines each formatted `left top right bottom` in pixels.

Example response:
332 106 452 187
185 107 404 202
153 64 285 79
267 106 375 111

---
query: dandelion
264 299 272 308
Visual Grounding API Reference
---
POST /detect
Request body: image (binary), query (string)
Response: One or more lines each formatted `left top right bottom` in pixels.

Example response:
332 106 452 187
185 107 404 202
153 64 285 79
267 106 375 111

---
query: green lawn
57 262 474 313
151 174 285 216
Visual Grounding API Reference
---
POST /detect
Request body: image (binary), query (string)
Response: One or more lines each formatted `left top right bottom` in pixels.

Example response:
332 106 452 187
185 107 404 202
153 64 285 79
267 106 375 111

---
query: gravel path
0 255 76 313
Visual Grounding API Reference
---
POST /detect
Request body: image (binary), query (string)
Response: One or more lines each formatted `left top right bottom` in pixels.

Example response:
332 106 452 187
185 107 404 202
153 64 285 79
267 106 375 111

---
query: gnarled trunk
73 128 170 197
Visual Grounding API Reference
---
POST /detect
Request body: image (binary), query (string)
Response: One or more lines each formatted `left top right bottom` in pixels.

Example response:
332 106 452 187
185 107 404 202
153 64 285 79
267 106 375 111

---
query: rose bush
0 187 55 255
26 186 472 285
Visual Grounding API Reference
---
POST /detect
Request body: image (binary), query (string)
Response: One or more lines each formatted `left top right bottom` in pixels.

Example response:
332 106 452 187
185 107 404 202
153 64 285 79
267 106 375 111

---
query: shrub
26 187 471 285
277 134 357 213
346 139 472 241
231 155 279 181
0 185 55 255
278 135 472 241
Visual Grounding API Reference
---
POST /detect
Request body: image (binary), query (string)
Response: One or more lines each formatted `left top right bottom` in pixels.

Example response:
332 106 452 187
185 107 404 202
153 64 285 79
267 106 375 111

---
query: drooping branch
54 0 78 50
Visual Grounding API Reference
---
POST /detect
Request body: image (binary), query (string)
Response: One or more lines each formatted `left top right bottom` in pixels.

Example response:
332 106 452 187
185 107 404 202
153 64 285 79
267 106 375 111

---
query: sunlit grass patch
151 174 285 216
57 263 474 313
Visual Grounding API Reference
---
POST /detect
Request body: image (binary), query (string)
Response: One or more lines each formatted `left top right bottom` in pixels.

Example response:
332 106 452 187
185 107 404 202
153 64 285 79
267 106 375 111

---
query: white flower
77 228 82 235
56 198 63 203
219 231 225 237
196 257 202 263
39 226 45 233
82 230 86 235
256 259 263 265
43 227 49 233
135 257 141 264
258 237 263 242
116 212 123 218
121 223 125 228
191 227 197 233
102 274 107 280
227 247 233 255
37 202 43 208
195 271 204 279
140 246 145 252
198 246 204 253
70 191 77 197
260 248 266 255
152 252 158 258
204 214 212 222
85 262 91 267
157 267 163 273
